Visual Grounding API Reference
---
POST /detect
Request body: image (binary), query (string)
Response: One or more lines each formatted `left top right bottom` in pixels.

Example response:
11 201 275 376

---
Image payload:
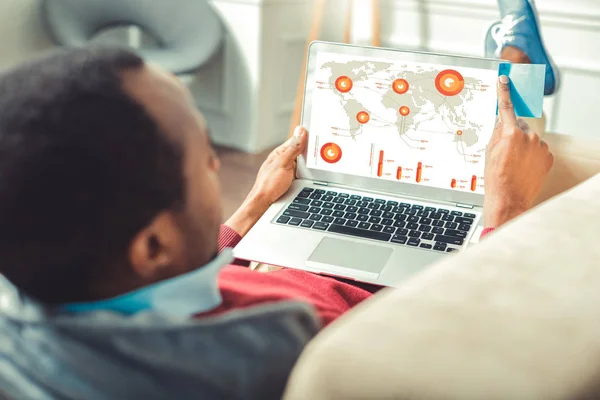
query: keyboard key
445 222 458 229
333 197 345 204
347 206 358 213
381 218 393 226
298 191 311 198
369 216 381 224
432 220 444 227
420 217 432 225
276 216 290 224
407 237 420 246
375 199 386 204
358 208 370 215
417 210 429 217
344 199 357 206
433 244 446 252
289 204 309 212
430 212 442 220
328 224 392 241
370 224 384 232
458 224 472 232
396 228 409 235
412 205 424 210
407 216 419 223
447 248 458 253
289 218 302 226
309 206 321 213
432 227 444 234
357 215 369 222
350 194 361 200
303 187 315 192
425 207 436 212
346 220 359 227
320 209 333 216
422 233 434 240
326 191 337 196
315 189 326 194
445 229 467 239
434 235 464 246
322 195 333 202
393 220 406 228
363 197 374 202
387 200 399 206
406 209 418 216
370 209 383 217
381 205 393 212
394 214 407 221
438 209 449 214
464 213 476 218
313 222 329 230
293 197 311 205
382 211 394 219
409 230 421 238
283 210 310 219
407 223 419 230
334 217 346 225
332 211 345 218
322 216 334 223
400 202 411 208
338 193 350 198
334 204 346 211
435 242 447 249
391 235 407 244
419 225 432 233
451 211 463 216
367 203 380 210
358 222 371 230
383 226 396 234
309 192 322 200
323 202 334 209
311 200 323 206
301 220 314 228
442 214 454 222
309 214 322 221
455 217 474 225
344 212 357 220
357 201 368 207
420 243 432 249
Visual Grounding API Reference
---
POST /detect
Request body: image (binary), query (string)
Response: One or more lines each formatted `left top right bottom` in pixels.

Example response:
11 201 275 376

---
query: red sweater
200 225 495 328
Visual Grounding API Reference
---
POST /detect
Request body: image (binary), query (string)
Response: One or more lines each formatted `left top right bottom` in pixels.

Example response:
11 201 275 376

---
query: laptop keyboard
275 187 478 253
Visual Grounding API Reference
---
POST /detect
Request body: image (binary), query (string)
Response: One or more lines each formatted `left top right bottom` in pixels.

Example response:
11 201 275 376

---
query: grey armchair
41 0 224 75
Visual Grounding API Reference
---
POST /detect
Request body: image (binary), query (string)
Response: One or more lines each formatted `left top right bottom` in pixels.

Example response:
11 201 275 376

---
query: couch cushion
285 172 600 400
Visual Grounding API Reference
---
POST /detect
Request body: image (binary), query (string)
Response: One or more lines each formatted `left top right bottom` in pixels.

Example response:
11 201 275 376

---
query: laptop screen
303 50 499 196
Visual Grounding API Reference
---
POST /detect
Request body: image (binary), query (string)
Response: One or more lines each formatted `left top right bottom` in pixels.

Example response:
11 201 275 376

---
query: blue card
497 63 545 118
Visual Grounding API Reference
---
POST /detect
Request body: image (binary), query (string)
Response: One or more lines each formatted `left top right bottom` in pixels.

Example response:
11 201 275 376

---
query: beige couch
283 131 600 400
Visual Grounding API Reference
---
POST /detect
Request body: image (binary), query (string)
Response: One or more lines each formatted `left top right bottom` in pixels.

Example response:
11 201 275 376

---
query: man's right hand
483 75 554 229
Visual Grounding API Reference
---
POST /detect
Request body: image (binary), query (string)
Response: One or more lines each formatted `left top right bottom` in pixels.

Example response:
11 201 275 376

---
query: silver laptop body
234 41 502 287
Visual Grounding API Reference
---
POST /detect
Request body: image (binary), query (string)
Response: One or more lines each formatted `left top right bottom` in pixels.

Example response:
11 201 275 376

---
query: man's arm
481 75 553 235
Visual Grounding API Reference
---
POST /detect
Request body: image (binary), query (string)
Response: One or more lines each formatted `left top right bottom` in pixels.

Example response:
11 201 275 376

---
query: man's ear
128 211 186 281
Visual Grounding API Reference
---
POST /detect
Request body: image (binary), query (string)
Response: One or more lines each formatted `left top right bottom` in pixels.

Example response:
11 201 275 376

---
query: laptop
233 41 502 287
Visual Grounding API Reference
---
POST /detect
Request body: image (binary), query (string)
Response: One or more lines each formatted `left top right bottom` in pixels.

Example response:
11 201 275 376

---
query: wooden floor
215 145 272 220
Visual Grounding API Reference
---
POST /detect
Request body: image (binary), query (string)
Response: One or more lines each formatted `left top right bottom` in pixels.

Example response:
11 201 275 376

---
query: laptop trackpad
305 237 392 280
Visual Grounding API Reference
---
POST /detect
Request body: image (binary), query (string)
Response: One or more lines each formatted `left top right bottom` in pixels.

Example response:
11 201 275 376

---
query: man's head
0 47 222 304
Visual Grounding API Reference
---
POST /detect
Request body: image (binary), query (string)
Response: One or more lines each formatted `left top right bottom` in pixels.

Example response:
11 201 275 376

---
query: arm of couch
284 135 600 400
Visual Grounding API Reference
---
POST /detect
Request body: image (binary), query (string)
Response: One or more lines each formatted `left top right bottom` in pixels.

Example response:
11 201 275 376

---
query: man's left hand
225 126 308 237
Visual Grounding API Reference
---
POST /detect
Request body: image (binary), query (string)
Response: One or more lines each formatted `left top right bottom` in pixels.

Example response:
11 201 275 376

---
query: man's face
122 64 222 275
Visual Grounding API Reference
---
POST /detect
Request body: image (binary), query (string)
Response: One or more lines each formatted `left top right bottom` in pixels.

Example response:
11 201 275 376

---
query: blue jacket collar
63 249 233 317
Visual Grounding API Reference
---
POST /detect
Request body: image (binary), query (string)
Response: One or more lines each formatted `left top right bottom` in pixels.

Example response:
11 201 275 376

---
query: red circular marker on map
435 69 465 96
320 142 343 164
335 76 353 93
399 106 410 116
356 111 370 124
392 78 409 94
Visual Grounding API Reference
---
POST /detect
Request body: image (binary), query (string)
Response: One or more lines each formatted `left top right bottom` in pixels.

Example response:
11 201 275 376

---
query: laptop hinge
455 203 475 209
313 181 329 186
